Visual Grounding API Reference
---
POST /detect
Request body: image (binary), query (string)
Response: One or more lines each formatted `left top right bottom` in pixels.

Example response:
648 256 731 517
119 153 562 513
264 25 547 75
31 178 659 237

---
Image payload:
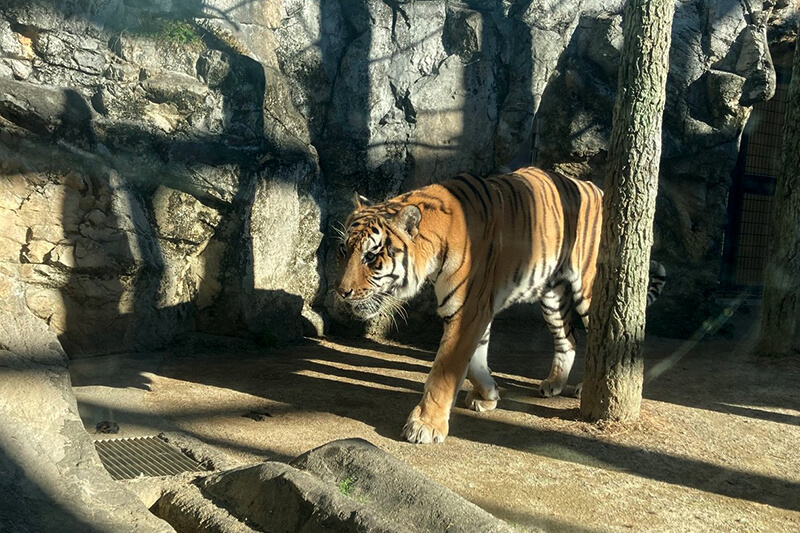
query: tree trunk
580 0 674 422
755 26 800 356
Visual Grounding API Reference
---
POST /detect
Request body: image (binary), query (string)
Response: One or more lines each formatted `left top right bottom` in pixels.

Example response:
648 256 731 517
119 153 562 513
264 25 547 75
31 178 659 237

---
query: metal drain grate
95 436 207 480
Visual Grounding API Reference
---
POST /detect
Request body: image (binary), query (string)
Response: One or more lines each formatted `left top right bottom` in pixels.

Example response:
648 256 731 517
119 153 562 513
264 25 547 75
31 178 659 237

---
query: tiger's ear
353 193 373 209
393 205 421 238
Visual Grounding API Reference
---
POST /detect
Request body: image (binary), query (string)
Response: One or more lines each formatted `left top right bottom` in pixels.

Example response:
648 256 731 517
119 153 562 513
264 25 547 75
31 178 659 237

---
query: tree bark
755 25 800 356
580 0 674 422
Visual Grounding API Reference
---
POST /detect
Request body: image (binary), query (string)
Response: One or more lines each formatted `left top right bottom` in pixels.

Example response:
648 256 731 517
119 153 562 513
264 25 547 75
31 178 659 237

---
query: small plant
336 476 369 503
337 476 357 496
125 18 205 51
158 20 203 50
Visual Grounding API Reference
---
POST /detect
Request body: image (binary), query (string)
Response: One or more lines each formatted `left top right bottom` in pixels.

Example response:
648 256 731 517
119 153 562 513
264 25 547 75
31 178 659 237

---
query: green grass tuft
158 20 203 49
126 19 205 51
337 476 357 496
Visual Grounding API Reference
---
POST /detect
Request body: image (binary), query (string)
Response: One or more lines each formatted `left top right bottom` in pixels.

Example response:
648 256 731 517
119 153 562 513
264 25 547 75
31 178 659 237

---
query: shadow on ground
156 322 799 500
71 307 800 531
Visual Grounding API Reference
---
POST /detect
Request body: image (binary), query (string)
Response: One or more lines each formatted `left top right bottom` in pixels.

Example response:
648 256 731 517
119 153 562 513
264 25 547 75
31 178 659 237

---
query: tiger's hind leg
539 281 577 398
568 277 591 398
465 324 500 412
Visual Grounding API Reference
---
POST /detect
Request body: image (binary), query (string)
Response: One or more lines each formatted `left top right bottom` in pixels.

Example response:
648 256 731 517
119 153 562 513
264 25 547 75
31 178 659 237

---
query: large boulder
193 439 515 533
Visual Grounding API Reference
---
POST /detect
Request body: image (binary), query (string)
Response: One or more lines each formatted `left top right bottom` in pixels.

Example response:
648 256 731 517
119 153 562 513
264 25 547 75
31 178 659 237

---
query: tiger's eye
364 251 377 264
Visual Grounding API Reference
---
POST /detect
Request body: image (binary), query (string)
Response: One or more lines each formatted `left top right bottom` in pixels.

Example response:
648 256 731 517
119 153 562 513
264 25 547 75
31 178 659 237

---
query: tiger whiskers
378 293 409 330
331 222 347 242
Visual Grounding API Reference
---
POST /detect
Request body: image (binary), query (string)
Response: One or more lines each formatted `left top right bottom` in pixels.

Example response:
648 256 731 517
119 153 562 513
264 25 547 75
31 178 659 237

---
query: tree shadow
476 501 609 533
154 337 800 512
642 322 800 423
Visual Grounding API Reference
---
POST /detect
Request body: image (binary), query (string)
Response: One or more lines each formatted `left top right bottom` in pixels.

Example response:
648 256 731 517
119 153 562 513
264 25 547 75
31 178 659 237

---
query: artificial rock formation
0 0 795 354
0 0 326 355
0 1 795 530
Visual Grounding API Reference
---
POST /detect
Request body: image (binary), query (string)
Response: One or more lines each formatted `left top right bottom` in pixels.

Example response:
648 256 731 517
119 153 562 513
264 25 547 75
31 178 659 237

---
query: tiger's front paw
402 406 448 444
539 377 567 397
465 389 498 412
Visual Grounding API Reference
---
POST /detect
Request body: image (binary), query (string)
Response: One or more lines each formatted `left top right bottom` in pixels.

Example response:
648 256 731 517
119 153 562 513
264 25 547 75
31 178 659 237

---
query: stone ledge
152 438 515 533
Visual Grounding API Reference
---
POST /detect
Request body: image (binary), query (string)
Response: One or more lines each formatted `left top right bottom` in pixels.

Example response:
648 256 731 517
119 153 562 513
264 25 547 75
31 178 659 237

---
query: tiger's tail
647 260 667 306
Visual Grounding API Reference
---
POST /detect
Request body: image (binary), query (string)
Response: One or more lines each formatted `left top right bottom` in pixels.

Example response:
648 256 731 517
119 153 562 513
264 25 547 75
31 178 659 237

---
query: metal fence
721 73 790 287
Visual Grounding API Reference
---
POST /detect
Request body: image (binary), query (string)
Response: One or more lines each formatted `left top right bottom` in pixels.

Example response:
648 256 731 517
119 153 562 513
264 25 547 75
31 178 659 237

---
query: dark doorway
721 66 792 288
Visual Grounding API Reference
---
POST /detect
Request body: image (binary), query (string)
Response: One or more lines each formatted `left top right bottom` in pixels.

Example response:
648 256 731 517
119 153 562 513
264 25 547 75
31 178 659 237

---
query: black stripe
414 192 450 212
571 179 588 269
443 181 477 213
582 185 602 276
518 178 533 247
476 176 493 206
552 174 581 260
544 179 561 257
499 178 520 231
458 279 476 317
453 175 488 218
452 241 468 275
438 277 466 308
400 242 409 288
442 303 464 321
499 177 520 215
437 243 449 277
417 232 434 245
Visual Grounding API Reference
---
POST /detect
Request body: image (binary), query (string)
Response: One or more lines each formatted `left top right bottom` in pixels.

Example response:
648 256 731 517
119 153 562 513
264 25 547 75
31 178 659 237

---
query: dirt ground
71 305 800 533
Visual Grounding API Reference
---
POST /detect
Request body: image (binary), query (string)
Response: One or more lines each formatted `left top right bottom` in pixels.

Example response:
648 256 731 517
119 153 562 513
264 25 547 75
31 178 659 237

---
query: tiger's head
335 194 423 320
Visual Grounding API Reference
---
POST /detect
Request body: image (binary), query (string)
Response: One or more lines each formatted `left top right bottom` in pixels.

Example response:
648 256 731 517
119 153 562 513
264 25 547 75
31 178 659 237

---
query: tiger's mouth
345 296 384 320
342 289 406 321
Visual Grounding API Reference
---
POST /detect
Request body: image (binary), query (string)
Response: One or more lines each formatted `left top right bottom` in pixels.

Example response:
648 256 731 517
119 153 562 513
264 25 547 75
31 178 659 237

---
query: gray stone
198 439 514 533
443 4 484 62
0 78 95 138
152 186 221 248
1 0 797 352
291 439 516 533
112 33 200 78
202 461 396 533
152 483 259 533
141 71 209 112
0 270 173 532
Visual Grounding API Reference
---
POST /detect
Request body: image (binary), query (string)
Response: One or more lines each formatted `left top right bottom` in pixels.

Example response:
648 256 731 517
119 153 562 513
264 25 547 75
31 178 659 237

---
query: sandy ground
71 307 800 533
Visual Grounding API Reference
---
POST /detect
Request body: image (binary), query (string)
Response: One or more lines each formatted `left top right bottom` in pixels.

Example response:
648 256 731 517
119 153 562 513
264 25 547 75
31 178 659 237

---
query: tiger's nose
337 287 353 299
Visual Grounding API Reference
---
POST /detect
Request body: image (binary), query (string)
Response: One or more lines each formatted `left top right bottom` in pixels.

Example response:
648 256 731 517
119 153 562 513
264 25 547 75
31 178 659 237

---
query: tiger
335 166 666 444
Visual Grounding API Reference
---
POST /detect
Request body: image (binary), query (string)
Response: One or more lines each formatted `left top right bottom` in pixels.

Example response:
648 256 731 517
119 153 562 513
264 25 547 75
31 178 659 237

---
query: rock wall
0 0 796 354
0 0 326 355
